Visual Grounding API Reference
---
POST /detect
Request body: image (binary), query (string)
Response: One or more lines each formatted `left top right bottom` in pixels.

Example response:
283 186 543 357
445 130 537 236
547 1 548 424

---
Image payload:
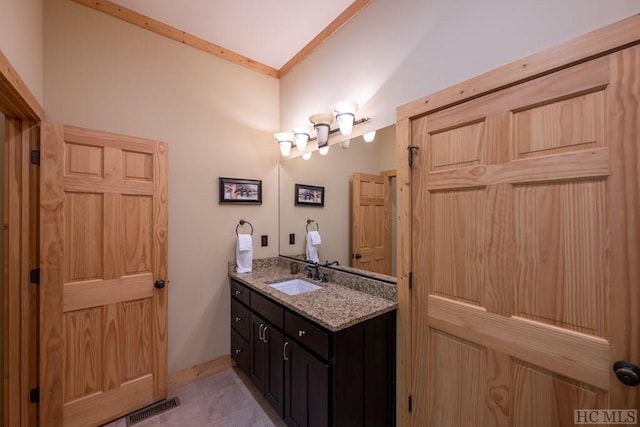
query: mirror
278 125 397 281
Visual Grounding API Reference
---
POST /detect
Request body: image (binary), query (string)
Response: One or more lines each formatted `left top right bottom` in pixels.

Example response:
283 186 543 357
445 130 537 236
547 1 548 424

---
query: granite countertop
229 263 397 332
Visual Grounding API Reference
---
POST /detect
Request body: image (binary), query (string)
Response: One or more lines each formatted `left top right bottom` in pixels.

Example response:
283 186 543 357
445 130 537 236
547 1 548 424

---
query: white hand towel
236 234 253 273
306 232 320 264
238 234 252 252
308 230 322 246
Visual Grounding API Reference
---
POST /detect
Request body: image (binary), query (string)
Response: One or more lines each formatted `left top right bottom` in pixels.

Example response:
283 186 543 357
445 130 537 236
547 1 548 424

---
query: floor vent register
126 396 181 426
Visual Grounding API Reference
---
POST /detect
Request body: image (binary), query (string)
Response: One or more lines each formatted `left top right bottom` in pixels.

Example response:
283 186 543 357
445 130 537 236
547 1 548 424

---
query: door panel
264 327 284 417
351 172 390 274
39 123 168 427
411 49 639 425
284 339 329 427
250 314 266 393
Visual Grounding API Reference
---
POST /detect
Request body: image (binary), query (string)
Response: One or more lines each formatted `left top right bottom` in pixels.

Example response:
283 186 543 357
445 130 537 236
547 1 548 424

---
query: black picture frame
219 177 262 204
295 184 324 207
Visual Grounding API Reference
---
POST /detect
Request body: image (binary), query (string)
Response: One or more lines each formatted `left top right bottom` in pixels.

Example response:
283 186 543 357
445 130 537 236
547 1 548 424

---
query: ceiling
73 0 371 78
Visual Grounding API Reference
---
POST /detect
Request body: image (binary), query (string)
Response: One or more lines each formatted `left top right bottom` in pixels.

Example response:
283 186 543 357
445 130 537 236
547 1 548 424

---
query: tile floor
103 368 287 427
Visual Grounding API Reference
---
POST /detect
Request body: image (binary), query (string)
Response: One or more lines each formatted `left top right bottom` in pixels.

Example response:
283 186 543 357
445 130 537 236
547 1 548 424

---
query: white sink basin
269 279 321 296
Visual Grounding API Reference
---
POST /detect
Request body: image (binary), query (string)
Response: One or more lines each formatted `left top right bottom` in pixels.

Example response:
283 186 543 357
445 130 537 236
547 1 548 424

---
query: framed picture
219 177 262 204
295 184 324 207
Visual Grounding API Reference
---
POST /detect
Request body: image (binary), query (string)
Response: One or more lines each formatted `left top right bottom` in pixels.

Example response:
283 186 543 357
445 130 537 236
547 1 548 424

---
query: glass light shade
313 123 330 145
331 101 358 136
302 151 312 160
363 130 376 143
274 132 294 157
292 125 311 151
340 139 351 149
279 141 292 156
318 144 330 155
309 113 333 145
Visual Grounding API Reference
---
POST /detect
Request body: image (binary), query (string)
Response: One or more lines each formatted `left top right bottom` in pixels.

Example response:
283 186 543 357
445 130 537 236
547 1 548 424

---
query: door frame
1 49 44 427
381 169 396 276
395 14 640 426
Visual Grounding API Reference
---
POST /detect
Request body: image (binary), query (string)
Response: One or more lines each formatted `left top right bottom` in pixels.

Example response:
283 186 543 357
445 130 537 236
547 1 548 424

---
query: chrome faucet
305 263 321 280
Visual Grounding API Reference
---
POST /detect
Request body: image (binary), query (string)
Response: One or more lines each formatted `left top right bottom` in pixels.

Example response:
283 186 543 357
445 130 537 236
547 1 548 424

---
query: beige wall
43 0 280 372
376 125 396 172
0 0 43 104
279 0 640 134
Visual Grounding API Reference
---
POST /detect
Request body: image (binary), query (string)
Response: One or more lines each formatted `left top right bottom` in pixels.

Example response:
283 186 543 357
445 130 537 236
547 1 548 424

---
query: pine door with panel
39 123 168 427
352 172 390 274
410 48 640 426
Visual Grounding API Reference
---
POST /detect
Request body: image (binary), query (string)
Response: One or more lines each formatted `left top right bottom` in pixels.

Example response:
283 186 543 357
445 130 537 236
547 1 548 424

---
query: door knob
154 279 166 289
354 253 362 259
613 361 640 386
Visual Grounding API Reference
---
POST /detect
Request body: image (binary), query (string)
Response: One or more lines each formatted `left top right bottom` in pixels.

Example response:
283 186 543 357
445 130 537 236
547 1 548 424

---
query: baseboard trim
167 355 234 390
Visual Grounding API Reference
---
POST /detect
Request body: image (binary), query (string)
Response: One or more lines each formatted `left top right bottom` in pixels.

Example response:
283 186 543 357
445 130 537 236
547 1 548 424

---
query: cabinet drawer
285 311 330 360
251 291 284 329
230 279 250 306
231 298 251 340
231 328 250 375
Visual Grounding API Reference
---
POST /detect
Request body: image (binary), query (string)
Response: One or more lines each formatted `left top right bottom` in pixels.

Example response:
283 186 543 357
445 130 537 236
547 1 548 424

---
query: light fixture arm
308 117 371 142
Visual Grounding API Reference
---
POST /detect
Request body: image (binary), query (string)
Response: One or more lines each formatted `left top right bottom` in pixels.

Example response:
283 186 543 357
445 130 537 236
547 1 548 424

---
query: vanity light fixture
309 112 333 156
302 151 313 160
292 125 311 151
274 107 371 158
331 101 358 136
274 131 294 157
309 113 334 146
363 130 376 143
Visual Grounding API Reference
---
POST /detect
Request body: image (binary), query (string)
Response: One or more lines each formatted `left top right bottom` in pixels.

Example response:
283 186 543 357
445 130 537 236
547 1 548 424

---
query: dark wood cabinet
284 339 330 427
230 278 395 426
230 281 251 374
230 328 250 374
250 313 284 417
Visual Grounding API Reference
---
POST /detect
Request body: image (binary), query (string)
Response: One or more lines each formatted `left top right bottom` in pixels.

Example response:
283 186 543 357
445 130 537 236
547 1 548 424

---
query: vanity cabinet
250 313 284 417
284 339 329 427
230 278 396 427
230 293 251 374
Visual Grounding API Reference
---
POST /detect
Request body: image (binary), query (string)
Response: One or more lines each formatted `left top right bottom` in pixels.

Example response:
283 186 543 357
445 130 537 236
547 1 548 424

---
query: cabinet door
250 314 266 393
284 339 330 427
231 328 250 376
264 326 284 417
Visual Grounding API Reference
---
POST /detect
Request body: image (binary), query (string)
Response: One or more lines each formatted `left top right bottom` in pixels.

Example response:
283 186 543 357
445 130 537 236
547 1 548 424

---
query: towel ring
236 219 253 236
306 219 319 232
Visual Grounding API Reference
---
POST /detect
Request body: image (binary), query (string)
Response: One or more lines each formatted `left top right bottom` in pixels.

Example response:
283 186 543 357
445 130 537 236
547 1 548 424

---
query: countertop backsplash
228 256 396 302
229 258 396 330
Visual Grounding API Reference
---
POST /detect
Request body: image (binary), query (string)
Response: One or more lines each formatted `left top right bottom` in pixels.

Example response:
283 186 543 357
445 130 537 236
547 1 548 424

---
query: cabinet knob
235 316 242 322
298 330 306 337
234 349 241 355
234 290 242 295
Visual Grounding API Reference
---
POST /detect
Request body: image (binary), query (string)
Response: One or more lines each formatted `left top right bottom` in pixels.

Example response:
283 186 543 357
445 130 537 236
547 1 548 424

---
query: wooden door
410 48 639 425
39 123 168 427
351 172 390 274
